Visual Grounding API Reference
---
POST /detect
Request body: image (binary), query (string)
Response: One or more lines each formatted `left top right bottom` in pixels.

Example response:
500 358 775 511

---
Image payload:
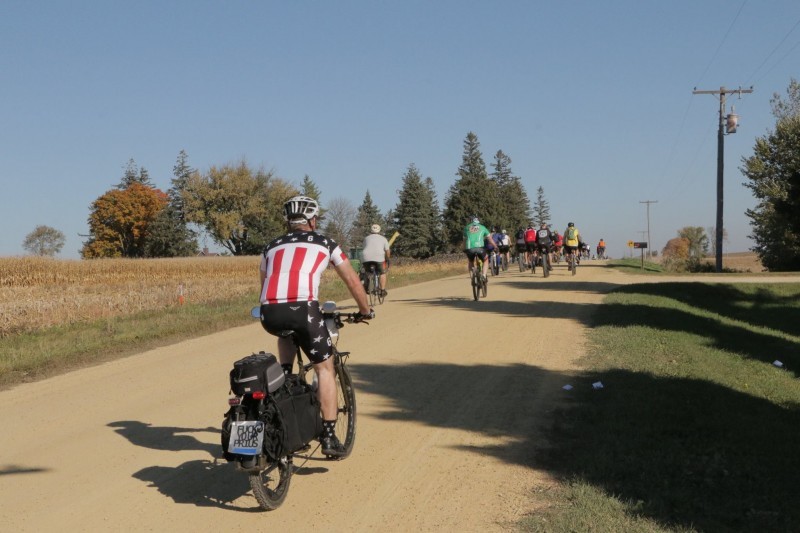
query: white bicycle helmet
371 224 381 234
283 195 319 224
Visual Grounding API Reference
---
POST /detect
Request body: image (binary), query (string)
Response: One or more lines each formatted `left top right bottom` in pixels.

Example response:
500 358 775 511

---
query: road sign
627 240 634 248
633 242 648 249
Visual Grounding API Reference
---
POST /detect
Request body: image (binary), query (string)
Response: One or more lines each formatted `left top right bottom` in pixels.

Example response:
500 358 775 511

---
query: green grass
521 282 800 532
0 293 259 387
0 262 462 389
608 257 666 274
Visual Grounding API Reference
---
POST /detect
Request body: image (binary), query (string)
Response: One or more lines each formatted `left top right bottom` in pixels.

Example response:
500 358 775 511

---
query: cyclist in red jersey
259 195 372 457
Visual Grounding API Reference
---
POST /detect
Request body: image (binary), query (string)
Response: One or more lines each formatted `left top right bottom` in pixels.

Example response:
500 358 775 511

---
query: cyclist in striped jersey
259 195 372 456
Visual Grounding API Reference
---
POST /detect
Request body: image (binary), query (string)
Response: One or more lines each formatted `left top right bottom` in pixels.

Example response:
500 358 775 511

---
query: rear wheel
368 287 376 307
374 273 385 304
471 269 480 301
502 255 508 271
249 458 293 511
518 254 525 272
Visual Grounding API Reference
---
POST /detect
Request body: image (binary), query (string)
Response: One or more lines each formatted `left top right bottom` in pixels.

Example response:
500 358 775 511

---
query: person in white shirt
361 224 391 296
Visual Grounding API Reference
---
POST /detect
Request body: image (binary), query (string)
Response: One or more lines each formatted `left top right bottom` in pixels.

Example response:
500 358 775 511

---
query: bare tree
23 225 65 256
322 197 357 251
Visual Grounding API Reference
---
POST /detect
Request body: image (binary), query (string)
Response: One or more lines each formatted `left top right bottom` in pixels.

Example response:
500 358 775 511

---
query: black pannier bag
229 352 285 395
272 376 323 455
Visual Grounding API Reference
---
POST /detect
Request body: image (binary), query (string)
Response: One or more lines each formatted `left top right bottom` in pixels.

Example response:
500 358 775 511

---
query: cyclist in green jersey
463 216 492 281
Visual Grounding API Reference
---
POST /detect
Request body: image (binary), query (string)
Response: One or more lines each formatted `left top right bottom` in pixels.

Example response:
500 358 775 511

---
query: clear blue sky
2 1 799 259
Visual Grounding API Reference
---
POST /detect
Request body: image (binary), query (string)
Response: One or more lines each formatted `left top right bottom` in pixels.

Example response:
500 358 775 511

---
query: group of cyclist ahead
514 221 586 275
465 215 610 287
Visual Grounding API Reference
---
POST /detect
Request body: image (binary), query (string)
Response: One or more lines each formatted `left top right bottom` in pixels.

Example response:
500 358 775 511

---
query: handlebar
323 310 375 327
252 305 375 327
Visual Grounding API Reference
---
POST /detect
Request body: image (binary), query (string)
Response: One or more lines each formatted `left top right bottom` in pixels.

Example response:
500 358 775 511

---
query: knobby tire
332 357 357 458
249 458 293 511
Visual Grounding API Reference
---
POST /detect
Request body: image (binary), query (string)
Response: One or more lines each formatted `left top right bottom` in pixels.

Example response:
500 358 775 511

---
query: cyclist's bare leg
379 273 387 290
313 357 337 420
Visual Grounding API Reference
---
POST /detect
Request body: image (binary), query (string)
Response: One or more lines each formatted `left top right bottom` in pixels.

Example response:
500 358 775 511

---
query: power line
744 15 800 86
751 34 800 87
695 0 748 87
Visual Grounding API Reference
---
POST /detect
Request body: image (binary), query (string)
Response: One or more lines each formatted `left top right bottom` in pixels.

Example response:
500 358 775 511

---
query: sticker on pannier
227 420 264 455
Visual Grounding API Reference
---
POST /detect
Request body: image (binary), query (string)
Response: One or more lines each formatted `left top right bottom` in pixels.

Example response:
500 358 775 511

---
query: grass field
0 256 462 387
521 281 800 532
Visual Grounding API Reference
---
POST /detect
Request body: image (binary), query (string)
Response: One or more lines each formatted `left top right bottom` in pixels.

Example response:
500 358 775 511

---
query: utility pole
639 200 657 258
692 85 753 272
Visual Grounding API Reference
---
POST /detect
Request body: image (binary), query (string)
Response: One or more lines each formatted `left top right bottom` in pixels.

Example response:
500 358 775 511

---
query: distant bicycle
360 264 385 306
566 248 578 276
532 247 551 278
489 250 500 276
470 256 488 301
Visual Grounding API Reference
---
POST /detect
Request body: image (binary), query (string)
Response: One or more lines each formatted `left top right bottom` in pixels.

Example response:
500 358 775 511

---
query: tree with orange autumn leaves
81 182 168 258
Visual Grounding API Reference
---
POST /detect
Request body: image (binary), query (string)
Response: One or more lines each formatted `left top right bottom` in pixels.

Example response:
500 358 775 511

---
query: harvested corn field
0 256 259 337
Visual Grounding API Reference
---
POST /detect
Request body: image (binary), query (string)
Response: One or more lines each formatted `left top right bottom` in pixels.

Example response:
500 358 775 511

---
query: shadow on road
0 465 49 476
108 421 219 455
349 360 800 531
109 421 332 511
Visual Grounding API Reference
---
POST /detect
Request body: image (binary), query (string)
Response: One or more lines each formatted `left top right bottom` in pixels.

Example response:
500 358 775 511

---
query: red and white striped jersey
259 231 348 304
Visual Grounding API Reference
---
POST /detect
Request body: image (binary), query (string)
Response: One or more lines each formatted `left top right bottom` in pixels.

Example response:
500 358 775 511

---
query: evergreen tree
171 150 193 220
144 149 199 257
532 186 551 227
505 177 532 233
301 174 322 201
383 208 399 242
443 132 501 249
300 174 326 219
351 190 384 247
118 158 152 189
393 164 441 258
491 150 530 232
425 177 444 254
143 204 198 257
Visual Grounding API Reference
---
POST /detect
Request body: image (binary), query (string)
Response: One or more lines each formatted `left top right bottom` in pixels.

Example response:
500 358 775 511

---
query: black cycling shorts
259 301 332 364
465 247 488 261
498 245 510 253
362 261 385 275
